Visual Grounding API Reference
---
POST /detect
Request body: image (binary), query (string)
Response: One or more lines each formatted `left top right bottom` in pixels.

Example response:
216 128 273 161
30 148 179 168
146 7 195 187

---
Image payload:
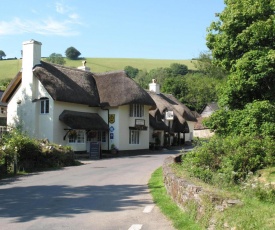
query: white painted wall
185 121 195 142
52 101 101 151
116 105 150 150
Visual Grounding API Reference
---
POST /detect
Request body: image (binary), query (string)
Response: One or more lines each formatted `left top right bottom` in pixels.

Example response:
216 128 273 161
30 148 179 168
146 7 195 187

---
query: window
69 130 85 143
129 130 139 144
97 131 106 142
130 104 144 117
41 99 49 114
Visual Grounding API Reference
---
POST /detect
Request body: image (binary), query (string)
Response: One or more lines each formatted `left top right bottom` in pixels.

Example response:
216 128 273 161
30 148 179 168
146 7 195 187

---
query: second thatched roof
93 71 156 108
148 91 197 124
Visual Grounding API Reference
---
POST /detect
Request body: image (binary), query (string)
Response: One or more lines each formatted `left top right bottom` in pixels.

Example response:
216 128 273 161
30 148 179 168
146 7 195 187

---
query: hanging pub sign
165 111 174 120
109 114 115 124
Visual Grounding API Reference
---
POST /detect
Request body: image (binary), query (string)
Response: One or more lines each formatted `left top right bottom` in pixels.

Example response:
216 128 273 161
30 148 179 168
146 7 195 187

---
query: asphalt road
0 149 182 230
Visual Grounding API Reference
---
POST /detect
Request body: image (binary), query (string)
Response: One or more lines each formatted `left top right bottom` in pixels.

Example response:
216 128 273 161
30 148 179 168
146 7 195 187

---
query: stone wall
162 155 241 229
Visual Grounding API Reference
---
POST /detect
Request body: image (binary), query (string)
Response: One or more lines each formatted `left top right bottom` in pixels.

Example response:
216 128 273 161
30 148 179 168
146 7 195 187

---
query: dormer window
130 104 144 117
40 98 49 114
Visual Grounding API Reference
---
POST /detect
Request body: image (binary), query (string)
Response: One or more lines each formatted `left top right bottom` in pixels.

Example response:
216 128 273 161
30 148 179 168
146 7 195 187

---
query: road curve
0 149 181 230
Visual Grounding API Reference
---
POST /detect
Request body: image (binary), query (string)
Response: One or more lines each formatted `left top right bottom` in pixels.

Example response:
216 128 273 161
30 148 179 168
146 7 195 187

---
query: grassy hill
0 57 196 80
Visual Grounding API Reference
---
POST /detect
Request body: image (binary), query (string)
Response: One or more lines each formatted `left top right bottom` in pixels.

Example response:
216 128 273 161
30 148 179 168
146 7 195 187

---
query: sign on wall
110 133 114 139
109 114 115 124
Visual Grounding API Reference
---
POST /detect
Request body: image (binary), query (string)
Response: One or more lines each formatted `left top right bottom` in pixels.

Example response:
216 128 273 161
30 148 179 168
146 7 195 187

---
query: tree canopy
169 63 188 76
46 53 66 65
65 47 81 60
0 50 6 60
207 0 275 110
124 66 139 78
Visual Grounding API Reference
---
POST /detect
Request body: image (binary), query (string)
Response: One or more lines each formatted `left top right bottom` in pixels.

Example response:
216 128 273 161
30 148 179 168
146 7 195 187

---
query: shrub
182 135 275 185
0 129 76 175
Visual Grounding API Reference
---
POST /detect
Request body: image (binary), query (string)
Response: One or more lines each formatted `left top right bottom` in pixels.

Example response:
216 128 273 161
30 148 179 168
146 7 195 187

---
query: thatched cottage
1 40 155 153
148 79 197 147
2 39 196 154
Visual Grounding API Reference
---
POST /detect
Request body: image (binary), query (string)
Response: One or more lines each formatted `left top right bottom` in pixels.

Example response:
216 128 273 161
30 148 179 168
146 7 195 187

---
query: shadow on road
0 183 150 222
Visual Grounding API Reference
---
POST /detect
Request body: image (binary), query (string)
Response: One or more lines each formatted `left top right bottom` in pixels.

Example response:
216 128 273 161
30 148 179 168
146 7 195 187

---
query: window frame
129 130 139 144
40 98 49 114
130 104 144 117
68 130 85 144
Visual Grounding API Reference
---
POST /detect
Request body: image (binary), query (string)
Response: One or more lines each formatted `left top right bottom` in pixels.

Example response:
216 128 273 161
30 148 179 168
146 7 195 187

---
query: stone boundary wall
162 155 241 229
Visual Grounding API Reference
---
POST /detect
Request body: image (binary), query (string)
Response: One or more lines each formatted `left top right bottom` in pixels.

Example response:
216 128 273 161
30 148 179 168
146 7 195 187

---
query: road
0 149 181 230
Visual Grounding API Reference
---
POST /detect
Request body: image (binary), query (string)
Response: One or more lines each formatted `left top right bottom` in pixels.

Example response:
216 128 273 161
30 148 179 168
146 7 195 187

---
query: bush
182 135 275 185
0 129 76 175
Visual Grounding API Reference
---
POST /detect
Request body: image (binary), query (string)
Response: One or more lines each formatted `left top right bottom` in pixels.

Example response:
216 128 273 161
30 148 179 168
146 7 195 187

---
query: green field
0 57 196 80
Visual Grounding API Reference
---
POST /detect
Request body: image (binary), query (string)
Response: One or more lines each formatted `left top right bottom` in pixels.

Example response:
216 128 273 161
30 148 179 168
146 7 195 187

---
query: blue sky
0 0 225 60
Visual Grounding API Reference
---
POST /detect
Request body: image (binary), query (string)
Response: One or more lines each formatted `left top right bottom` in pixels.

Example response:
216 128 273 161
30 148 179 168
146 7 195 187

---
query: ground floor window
69 130 85 143
129 130 139 144
97 131 106 142
87 131 106 142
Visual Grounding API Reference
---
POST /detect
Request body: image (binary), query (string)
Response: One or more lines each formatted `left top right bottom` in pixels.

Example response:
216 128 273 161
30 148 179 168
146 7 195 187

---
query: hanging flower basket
68 130 77 139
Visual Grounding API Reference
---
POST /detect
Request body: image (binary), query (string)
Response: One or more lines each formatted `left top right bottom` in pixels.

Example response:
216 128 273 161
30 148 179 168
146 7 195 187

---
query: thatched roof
149 113 169 131
93 71 156 107
172 118 189 133
59 110 108 130
148 91 197 124
33 61 100 106
2 62 156 109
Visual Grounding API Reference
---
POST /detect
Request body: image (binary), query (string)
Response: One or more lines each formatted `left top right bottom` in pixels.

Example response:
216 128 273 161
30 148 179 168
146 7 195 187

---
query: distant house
148 79 197 146
193 102 219 138
1 40 155 153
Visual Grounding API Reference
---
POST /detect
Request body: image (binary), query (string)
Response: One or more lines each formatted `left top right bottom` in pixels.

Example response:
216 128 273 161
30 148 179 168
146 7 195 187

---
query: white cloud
69 13 79 20
55 1 73 15
0 17 79 36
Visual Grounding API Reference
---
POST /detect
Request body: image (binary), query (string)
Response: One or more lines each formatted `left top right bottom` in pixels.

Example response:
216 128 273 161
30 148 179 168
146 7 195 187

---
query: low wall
162 155 241 229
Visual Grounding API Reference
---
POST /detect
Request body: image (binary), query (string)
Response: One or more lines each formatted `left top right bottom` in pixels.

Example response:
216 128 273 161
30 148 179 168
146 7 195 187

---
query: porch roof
59 110 108 131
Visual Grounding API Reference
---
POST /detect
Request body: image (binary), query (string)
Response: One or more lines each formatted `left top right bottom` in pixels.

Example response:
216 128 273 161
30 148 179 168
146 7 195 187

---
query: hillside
0 57 196 80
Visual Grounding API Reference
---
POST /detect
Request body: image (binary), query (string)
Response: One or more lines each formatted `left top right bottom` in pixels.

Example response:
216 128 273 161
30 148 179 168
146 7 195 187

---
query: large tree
207 0 275 109
46 53 66 65
0 50 6 60
65 47 81 60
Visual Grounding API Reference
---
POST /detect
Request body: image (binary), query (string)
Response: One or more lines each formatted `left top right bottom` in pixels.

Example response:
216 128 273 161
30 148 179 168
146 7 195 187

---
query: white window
40 99 49 114
69 130 85 143
129 130 139 144
130 104 144 117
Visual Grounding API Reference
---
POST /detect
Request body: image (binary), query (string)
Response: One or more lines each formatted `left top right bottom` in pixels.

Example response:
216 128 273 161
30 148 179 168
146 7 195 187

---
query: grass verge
148 167 201 230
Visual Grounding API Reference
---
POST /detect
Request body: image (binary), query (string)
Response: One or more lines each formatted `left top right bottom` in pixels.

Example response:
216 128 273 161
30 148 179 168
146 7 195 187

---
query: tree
0 50 6 60
134 69 150 89
184 73 222 111
193 52 228 79
46 53 66 65
207 0 275 109
124 66 139 78
65 47 81 60
147 67 173 86
170 63 188 76
162 76 188 102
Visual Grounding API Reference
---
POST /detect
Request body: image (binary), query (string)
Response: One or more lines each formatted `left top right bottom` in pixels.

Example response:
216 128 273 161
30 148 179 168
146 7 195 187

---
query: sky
0 0 225 60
